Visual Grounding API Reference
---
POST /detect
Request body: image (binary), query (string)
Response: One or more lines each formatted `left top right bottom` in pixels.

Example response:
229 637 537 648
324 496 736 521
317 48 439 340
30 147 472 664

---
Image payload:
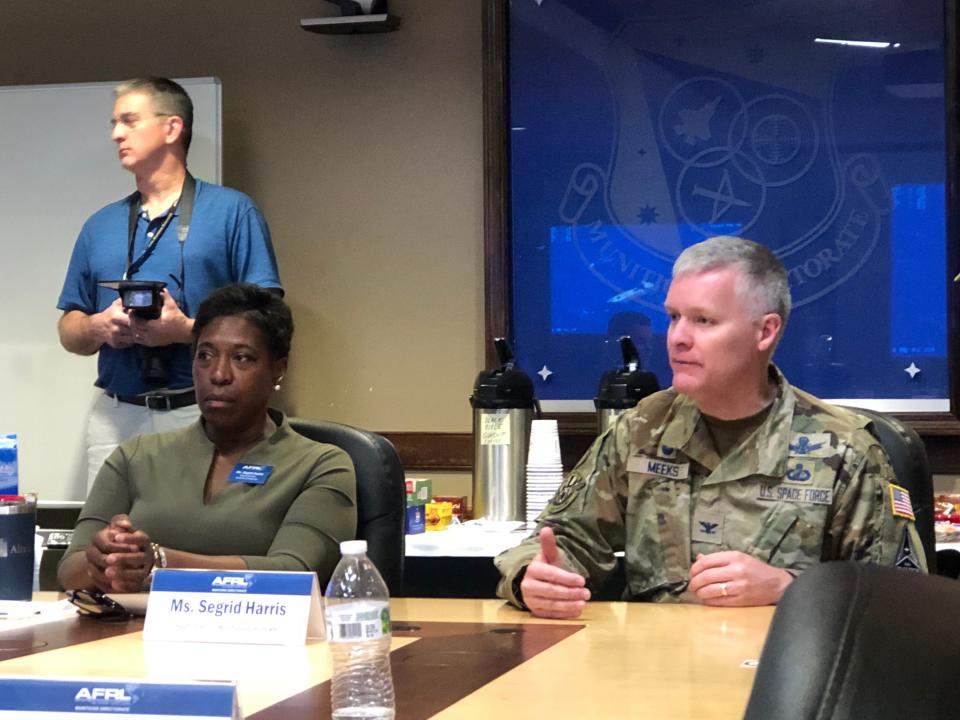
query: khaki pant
85 391 201 494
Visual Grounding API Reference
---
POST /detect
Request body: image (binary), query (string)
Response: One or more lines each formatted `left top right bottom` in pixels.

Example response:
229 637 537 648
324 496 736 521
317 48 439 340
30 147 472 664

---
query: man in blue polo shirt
57 77 282 492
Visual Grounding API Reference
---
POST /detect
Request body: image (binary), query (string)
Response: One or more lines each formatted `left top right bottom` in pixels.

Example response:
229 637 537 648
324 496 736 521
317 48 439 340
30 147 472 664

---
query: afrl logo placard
144 569 324 645
0 677 238 718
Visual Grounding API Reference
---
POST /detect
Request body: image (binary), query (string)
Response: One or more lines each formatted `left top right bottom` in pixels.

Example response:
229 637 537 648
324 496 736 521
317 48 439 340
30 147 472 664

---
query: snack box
425 501 453 532
405 504 426 535
432 495 468 522
406 477 433 507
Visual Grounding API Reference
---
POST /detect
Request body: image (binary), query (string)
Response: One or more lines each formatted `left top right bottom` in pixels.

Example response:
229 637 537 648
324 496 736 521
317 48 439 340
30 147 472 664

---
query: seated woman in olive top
58 283 357 592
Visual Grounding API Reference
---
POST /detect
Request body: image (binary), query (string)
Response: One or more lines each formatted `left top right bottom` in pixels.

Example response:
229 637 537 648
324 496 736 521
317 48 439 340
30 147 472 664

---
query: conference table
0 596 772 719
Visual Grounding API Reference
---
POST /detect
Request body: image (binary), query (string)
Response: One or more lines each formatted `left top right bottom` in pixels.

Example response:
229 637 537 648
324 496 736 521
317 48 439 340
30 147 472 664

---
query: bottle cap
340 540 368 555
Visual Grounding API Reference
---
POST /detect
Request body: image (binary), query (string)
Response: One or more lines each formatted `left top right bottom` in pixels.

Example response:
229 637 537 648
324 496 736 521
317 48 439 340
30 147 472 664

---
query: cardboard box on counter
425 501 453 532
405 504 425 534
432 495 468 522
405 477 432 507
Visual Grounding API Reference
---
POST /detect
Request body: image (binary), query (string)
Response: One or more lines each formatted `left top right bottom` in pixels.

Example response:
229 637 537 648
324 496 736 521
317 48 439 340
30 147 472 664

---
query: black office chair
37 504 83 591
840 406 937 574
290 418 406 594
744 562 960 720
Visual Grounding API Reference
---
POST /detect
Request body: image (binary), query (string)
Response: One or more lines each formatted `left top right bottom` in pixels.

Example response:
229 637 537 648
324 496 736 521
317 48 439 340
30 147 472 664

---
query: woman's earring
274 375 284 391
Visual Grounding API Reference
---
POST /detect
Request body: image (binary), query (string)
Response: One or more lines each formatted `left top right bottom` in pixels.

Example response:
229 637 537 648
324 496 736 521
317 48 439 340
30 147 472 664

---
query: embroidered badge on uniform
788 433 831 456
895 528 921 571
692 510 724 545
548 473 586 513
889 484 915 520
788 436 824 455
785 462 812 483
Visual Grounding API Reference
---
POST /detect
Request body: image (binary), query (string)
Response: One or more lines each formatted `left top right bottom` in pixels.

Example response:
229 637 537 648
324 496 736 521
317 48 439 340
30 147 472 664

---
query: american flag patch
889 484 915 520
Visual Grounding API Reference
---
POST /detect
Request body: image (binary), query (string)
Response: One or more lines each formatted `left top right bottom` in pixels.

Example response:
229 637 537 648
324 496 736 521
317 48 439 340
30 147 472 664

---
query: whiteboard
0 78 221 501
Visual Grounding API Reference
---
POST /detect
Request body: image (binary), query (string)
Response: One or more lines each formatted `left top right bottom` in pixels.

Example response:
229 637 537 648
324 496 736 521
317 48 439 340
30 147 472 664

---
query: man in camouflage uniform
496 236 926 618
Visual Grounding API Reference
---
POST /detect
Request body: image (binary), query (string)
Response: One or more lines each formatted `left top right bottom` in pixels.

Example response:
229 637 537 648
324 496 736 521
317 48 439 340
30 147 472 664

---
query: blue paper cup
0 495 36 601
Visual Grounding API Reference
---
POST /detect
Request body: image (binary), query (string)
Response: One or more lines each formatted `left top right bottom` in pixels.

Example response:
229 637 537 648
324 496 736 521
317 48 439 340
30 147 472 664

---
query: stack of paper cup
525 419 564 523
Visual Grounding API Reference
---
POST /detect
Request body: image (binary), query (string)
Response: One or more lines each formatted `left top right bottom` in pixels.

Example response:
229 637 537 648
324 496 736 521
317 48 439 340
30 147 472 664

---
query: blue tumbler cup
0 495 36 601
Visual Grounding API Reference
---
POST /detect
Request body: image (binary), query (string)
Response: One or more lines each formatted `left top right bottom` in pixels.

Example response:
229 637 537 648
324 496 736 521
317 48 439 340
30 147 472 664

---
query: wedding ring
720 582 728 597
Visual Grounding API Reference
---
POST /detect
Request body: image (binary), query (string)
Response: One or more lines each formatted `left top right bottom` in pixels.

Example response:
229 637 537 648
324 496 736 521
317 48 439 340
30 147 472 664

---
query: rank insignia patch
692 510 724 544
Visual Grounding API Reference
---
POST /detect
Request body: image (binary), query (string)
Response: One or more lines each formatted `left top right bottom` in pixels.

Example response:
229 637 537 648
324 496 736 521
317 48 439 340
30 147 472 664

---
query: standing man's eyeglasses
110 112 173 131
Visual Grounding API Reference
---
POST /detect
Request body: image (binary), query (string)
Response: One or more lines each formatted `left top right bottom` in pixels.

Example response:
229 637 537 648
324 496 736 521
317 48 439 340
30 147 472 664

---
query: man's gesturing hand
519 527 590 619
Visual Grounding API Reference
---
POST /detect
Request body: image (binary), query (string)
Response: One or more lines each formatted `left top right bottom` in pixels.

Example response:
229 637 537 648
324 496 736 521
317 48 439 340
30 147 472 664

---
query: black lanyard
124 172 196 306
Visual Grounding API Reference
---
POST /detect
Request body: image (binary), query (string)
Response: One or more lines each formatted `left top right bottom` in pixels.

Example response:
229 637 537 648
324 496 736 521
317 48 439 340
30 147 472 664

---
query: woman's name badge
228 464 273 485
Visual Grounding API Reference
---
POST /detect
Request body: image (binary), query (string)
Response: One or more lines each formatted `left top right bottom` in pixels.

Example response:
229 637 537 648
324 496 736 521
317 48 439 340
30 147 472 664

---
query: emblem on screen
559 49 885 313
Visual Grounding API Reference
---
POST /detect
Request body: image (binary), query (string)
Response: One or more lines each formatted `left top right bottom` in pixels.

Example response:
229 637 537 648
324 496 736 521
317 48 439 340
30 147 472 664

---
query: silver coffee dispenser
470 338 536 522
595 336 660 434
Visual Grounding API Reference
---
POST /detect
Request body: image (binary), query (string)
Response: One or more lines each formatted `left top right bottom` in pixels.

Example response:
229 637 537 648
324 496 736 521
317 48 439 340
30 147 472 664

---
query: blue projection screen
508 0 947 412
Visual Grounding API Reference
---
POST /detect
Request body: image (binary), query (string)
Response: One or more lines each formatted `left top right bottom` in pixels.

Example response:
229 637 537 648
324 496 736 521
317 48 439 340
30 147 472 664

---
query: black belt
106 390 197 410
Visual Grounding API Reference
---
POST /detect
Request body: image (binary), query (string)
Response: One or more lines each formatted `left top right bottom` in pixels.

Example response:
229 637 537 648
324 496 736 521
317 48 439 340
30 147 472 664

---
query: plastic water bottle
325 540 395 720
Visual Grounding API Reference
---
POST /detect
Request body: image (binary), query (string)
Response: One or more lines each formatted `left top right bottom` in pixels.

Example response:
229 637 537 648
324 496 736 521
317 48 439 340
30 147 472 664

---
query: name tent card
0 677 240 719
143 569 323 646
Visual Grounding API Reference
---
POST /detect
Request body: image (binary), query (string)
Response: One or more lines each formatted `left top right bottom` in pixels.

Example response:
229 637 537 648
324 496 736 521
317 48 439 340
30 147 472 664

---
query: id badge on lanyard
124 172 196 306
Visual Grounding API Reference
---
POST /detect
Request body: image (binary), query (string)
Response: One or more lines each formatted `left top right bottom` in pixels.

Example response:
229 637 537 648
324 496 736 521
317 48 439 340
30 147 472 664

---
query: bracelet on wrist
151 542 168 570
143 543 168 590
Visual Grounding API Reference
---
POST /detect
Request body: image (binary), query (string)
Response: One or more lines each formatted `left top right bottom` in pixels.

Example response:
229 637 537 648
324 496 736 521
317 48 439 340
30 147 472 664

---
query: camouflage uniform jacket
496 366 927 605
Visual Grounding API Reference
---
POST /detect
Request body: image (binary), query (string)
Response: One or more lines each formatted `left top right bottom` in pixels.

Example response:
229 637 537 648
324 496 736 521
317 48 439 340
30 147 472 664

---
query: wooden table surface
0 597 774 719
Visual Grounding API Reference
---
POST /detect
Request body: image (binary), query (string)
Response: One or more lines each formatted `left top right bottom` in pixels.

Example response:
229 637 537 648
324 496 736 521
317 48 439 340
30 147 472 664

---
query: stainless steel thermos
595 336 660 434
470 339 535 522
